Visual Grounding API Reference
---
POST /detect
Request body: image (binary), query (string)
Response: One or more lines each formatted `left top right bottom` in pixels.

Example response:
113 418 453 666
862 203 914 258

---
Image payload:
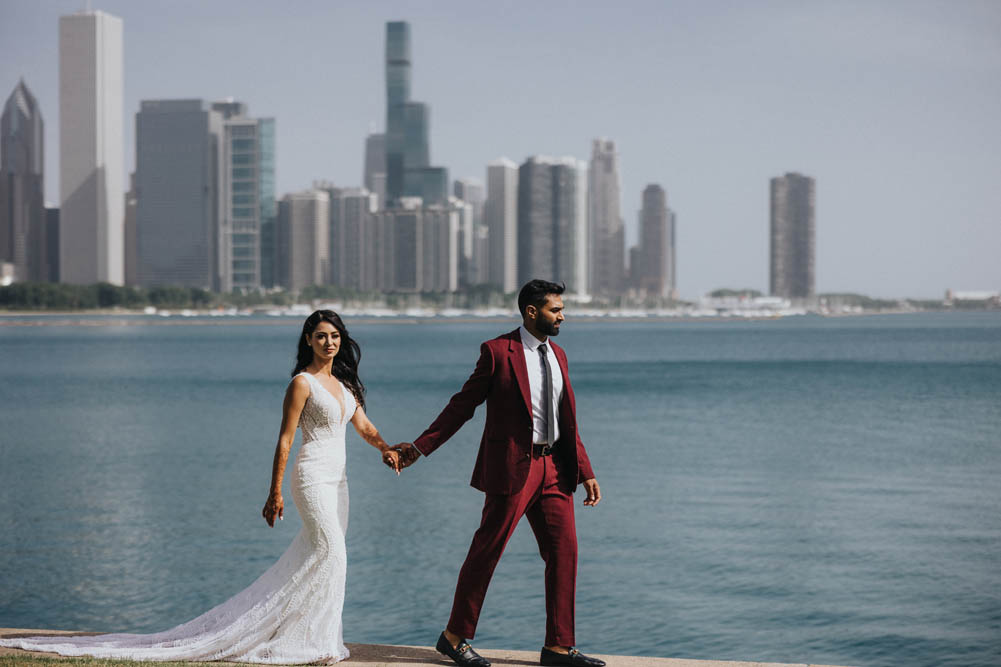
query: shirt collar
519 325 547 351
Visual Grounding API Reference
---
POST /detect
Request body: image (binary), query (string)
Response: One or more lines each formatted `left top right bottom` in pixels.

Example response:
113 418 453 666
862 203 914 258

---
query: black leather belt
532 443 553 456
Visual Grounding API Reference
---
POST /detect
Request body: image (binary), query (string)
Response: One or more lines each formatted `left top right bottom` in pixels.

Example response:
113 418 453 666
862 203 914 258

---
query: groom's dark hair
518 279 566 316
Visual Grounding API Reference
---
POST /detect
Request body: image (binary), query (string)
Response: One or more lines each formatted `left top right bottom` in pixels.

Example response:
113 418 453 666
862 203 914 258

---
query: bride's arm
263 376 310 526
350 407 401 474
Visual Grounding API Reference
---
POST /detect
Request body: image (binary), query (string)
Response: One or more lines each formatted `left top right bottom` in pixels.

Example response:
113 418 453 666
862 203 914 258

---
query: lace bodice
296 372 357 444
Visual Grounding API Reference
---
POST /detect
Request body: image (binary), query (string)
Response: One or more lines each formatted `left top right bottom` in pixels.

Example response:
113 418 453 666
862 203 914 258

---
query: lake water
1 312 999 667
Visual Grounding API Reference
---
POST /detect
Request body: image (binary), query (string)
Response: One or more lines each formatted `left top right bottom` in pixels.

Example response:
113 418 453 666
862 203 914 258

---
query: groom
393 279 604 667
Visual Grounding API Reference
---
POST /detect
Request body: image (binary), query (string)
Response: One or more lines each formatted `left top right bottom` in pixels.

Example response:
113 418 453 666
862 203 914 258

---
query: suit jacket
413 328 596 495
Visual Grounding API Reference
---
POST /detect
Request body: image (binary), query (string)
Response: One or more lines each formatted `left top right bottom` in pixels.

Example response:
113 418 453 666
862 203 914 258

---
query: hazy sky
2 0 999 299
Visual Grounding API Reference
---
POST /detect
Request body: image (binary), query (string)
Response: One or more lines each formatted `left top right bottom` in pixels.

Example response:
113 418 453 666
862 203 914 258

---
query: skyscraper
363 132 386 207
1 79 49 282
277 189 329 290
384 21 447 206
588 138 625 296
770 172 815 300
636 184 675 299
59 9 124 285
135 99 222 289
213 101 275 292
517 156 587 293
385 21 410 205
454 178 486 286
485 158 518 293
123 172 137 286
328 186 377 290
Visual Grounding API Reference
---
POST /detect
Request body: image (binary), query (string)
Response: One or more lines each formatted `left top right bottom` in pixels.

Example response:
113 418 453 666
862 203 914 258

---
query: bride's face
308 321 341 362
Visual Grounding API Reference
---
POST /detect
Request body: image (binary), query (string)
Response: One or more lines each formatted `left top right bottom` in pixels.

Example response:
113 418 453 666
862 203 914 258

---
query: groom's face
533 294 565 337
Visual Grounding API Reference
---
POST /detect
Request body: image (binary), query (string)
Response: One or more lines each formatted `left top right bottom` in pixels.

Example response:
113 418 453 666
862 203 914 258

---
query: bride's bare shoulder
286 374 311 399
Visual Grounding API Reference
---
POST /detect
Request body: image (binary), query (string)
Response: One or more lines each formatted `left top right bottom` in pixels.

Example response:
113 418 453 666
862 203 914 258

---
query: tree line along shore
0 281 996 313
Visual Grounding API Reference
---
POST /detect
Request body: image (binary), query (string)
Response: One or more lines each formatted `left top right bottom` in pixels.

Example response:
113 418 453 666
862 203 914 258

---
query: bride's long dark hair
292 310 365 408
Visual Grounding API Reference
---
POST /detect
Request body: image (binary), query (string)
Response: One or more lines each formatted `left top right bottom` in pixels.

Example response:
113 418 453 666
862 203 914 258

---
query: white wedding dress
0 372 355 664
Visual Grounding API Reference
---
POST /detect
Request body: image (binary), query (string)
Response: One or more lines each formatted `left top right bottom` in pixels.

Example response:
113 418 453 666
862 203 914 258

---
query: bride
0 310 401 664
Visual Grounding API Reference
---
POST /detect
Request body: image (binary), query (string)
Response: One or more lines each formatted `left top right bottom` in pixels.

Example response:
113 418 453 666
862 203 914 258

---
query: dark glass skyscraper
385 21 410 204
637 184 675 299
384 21 447 206
135 99 221 289
0 79 50 282
769 172 815 300
516 156 585 292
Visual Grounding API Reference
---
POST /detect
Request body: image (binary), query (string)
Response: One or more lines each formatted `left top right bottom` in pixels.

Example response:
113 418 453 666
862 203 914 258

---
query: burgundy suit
414 328 596 646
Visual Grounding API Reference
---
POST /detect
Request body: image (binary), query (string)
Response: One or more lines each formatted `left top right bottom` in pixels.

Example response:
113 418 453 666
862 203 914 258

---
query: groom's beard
538 319 560 337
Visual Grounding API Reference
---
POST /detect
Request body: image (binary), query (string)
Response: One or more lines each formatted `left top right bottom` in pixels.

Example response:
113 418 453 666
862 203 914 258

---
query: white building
58 10 124 285
485 158 518 293
588 138 625 295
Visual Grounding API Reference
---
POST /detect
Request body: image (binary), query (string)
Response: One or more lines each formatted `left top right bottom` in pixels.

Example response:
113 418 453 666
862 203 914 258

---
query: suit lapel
508 331 534 419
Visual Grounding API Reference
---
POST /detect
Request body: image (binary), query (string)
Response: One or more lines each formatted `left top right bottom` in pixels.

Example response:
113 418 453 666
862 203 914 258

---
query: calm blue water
1 313 999 667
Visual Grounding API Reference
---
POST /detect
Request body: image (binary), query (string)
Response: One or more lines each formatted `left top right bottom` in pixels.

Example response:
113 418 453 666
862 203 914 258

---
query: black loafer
436 632 491 667
540 647 605 667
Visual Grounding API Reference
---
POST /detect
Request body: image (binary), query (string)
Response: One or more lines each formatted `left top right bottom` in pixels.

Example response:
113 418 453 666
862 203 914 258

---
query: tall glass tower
1 79 49 282
769 172 815 300
213 101 275 292
135 99 222 289
385 21 410 205
384 21 447 206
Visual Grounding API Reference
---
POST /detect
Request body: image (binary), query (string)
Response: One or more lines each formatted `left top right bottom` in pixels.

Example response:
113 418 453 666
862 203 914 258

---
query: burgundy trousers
447 451 577 647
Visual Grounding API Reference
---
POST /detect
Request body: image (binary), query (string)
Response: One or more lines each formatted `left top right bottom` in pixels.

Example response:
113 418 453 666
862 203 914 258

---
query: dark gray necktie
538 343 555 446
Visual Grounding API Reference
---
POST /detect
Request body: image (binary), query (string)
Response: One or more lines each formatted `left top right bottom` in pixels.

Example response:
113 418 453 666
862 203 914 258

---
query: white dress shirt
519 326 564 445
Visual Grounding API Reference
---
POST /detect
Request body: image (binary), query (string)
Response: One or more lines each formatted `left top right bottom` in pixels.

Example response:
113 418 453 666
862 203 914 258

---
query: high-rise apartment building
448 195 474 287
328 186 377 290
517 156 587 293
213 102 275 291
135 99 222 289
454 178 485 286
1 80 50 282
384 22 447 206
277 189 329 290
422 203 460 293
636 184 676 299
588 138 624 296
769 172 815 300
363 132 386 208
59 9 124 285
369 197 459 293
485 158 518 293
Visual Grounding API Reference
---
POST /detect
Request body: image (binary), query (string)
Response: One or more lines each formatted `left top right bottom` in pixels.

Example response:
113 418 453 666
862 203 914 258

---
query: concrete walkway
0 629 853 667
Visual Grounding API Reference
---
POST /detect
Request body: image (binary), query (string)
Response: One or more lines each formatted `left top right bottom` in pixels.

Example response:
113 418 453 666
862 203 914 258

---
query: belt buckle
539 443 552 456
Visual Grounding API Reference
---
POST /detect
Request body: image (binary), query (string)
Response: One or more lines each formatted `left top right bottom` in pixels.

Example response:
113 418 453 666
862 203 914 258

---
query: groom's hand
582 478 602 507
391 442 421 469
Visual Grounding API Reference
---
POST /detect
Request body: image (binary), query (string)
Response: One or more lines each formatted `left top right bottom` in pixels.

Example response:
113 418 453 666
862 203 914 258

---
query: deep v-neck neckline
305 372 347 422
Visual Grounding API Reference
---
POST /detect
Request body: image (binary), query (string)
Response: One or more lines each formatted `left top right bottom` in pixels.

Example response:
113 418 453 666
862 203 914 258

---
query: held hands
381 443 418 473
390 442 421 470
262 492 284 526
582 478 602 507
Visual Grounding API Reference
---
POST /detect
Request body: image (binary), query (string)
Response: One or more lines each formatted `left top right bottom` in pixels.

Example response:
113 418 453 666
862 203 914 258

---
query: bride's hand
263 492 284 526
382 448 401 475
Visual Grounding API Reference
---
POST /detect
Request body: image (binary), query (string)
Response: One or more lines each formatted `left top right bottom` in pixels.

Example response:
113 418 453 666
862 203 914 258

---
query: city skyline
1 1 998 298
